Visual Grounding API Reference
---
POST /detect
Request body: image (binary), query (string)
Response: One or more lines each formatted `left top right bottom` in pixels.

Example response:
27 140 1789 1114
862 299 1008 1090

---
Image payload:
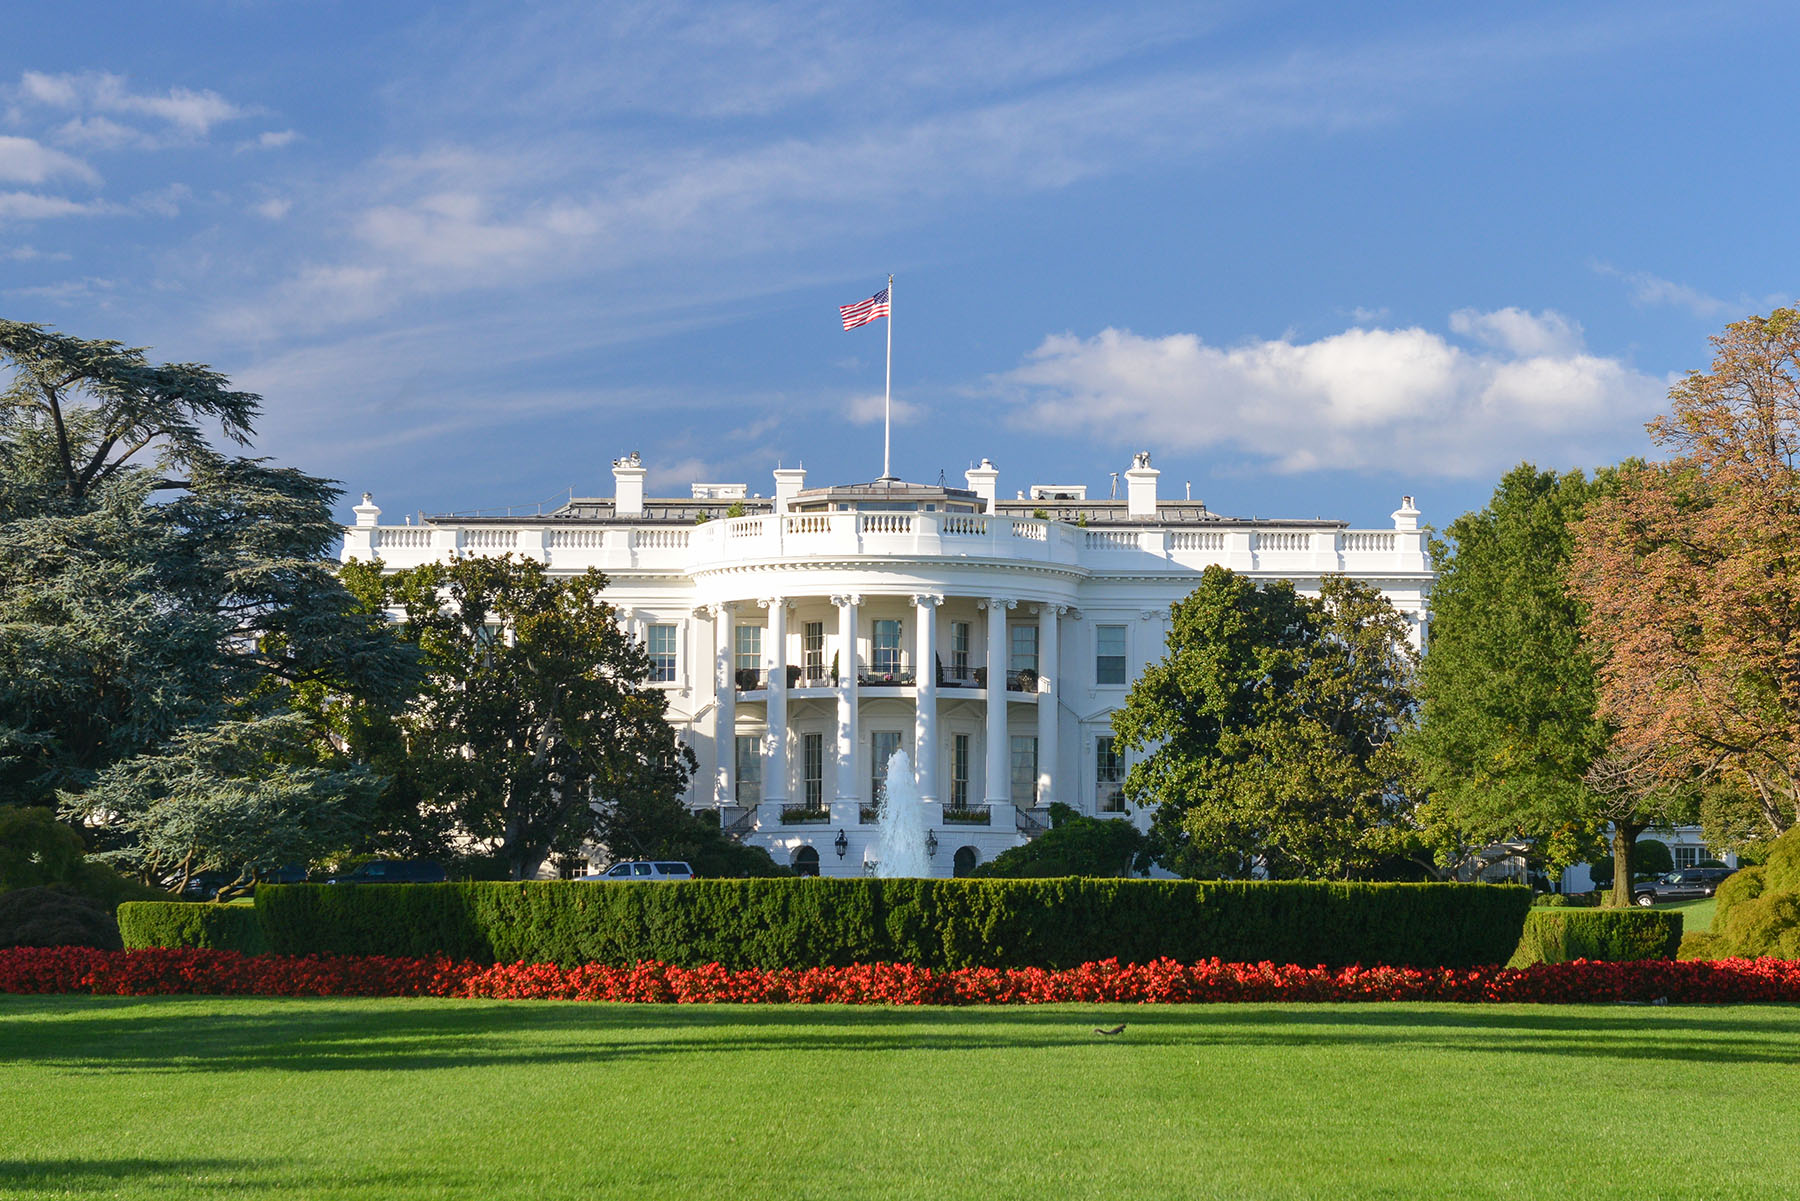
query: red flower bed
5 947 1800 1004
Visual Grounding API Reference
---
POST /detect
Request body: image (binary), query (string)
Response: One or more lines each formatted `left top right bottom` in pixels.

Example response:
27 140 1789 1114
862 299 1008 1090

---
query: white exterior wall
345 489 1433 877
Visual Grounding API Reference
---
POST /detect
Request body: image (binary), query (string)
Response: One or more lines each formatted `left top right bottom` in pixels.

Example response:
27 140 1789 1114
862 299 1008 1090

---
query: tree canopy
1112 568 1417 879
1573 309 1800 842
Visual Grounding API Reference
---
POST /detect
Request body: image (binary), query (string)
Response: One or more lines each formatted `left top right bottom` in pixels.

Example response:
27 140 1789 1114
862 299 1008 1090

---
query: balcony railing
1006 668 1039 693
939 662 982 688
856 659 915 687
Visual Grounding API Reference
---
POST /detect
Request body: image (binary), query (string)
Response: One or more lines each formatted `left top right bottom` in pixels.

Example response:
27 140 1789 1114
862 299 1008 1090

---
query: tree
1573 309 1800 839
0 321 413 889
972 803 1148 878
1112 567 1418 879
372 554 696 880
1581 744 1695 907
1406 464 1617 880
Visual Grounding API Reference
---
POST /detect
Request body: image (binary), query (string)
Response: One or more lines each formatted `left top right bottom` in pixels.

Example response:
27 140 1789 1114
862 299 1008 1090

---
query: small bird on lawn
1093 1023 1127 1036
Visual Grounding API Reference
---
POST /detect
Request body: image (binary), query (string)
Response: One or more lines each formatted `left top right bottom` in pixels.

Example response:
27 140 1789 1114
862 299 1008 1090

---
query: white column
832 594 861 806
1036 604 1068 808
761 598 789 804
983 597 1013 810
912 594 942 803
711 602 736 809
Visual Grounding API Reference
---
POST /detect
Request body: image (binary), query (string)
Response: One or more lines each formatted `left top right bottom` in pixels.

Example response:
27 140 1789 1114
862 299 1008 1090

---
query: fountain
870 748 933 877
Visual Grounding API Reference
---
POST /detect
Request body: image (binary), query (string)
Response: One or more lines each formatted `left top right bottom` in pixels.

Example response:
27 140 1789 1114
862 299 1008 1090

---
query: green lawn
3 997 1797 1200
1660 895 1719 933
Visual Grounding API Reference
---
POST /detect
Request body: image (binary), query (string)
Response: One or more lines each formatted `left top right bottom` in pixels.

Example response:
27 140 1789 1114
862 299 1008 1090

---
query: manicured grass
3 997 1798 1200
1659 895 1719 933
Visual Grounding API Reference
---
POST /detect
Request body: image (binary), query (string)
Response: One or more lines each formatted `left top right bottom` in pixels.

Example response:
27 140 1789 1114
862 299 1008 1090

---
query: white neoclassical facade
344 452 1433 878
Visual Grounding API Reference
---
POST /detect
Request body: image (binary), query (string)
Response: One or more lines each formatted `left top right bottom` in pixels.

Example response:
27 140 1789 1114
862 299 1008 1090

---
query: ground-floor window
1096 736 1125 812
1673 844 1705 869
735 734 761 806
871 731 903 804
1010 735 1037 804
802 732 824 808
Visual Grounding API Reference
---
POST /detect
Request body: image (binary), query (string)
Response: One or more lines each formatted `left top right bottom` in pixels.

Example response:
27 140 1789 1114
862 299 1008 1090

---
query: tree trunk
1609 821 1647 908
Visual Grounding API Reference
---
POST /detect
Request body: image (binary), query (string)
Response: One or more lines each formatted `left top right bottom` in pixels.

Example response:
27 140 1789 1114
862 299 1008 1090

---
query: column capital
755 596 793 611
910 593 945 609
1046 603 1072 617
1139 609 1162 622
978 597 1017 611
830 593 863 608
700 600 738 618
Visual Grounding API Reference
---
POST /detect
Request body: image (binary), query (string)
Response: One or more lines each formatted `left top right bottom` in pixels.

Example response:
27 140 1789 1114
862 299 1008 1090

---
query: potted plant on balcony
787 663 803 689
735 667 761 691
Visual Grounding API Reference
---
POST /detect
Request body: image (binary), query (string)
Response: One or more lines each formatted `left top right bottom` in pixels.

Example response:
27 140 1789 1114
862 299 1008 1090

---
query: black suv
326 859 448 885
1632 867 1735 906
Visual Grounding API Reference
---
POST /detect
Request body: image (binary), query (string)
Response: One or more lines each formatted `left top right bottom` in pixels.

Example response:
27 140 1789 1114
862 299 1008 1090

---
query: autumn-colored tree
1574 309 1800 842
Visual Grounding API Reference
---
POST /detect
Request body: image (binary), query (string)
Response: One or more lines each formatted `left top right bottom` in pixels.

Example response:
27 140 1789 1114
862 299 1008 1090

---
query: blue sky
3 1 1794 529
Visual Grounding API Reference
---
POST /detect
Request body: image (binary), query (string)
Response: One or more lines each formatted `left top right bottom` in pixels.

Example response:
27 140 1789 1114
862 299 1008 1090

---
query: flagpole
882 273 894 480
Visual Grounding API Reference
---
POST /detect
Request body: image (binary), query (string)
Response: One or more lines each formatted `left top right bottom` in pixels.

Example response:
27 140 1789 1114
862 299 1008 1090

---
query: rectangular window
871 732 903 805
872 619 903 674
1096 736 1126 812
952 734 971 808
1010 625 1039 675
951 621 971 682
735 734 762 806
1095 624 1127 686
1673 844 1701 870
647 623 678 683
803 621 825 684
802 732 824 809
1010 735 1038 804
734 624 763 687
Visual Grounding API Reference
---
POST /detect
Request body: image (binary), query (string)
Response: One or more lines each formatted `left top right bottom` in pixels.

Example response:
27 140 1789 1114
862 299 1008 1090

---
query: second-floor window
1010 625 1038 675
734 624 763 686
1095 624 1127 686
950 621 971 681
872 619 903 673
803 621 825 683
647 624 678 682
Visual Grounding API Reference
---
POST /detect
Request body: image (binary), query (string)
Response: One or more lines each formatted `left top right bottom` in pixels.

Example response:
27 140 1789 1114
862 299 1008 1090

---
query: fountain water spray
871 748 932 877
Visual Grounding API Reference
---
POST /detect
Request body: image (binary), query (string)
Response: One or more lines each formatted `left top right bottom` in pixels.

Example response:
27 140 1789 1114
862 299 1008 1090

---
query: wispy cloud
1592 261 1788 321
0 191 118 221
0 135 98 186
15 70 250 146
989 309 1667 477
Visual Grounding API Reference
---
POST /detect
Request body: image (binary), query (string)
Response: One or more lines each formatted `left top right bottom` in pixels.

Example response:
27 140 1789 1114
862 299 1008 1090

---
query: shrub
1715 890 1800 960
1677 932 1722 961
1713 864 1766 930
0 887 122 950
1506 909 1682 968
118 902 268 954
1634 839 1673 877
255 879 1531 970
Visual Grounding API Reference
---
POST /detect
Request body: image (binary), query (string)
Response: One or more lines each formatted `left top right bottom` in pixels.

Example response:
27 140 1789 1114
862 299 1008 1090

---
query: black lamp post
834 829 848 859
925 829 938 859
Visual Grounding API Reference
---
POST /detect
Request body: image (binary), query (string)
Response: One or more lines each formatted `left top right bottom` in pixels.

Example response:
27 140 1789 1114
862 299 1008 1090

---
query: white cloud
989 310 1666 477
1592 262 1788 322
845 393 923 426
0 191 117 221
239 129 298 152
53 116 143 150
2 243 70 261
132 182 191 218
0 135 97 185
252 196 292 220
16 71 248 141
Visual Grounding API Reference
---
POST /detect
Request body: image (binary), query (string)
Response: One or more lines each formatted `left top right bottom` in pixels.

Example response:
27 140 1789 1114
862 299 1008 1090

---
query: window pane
951 622 971 680
735 734 761 806
1096 736 1125 812
803 622 825 683
952 734 970 808
873 619 902 672
1010 625 1038 674
1095 624 1127 686
1010 735 1037 804
872 732 903 804
648 623 678 682
803 732 824 808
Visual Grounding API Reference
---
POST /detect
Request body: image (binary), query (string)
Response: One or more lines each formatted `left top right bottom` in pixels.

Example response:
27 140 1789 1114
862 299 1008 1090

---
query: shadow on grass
0 1157 476 1195
3 994 1798 1075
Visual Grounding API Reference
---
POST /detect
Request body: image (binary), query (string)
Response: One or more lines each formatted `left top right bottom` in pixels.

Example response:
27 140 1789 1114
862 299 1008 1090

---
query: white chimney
1125 452 1159 519
612 451 647 517
965 458 999 511
1392 495 1422 531
352 492 381 527
773 466 806 512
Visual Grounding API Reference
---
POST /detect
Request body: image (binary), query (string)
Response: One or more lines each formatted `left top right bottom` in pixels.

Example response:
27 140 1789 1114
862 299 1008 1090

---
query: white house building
344 453 1434 878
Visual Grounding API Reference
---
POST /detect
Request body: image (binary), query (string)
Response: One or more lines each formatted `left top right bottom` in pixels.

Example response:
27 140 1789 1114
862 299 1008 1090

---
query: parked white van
584 860 695 882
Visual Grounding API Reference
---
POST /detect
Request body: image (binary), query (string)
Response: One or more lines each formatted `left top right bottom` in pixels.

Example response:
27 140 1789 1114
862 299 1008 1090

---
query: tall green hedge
118 901 268 954
255 879 1531 969
1506 908 1683 967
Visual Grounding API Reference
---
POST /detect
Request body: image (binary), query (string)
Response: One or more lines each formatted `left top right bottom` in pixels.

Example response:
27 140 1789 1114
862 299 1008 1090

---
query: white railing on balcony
352 512 1428 577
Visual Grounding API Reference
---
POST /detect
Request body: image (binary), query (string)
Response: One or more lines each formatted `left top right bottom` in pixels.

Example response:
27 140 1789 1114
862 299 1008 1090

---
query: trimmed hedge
1506 908 1683 968
254 879 1531 970
118 902 268 954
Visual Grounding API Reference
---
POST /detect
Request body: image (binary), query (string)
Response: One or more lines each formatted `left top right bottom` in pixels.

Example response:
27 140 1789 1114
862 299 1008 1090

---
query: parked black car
1633 867 1736 906
181 863 308 899
325 859 448 885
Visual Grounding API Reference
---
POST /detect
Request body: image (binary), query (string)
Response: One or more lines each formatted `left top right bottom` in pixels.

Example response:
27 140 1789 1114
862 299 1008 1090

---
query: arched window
953 846 979 878
792 845 821 877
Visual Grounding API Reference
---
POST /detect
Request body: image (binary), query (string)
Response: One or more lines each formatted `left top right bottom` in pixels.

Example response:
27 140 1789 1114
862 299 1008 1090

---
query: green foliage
1678 931 1723 960
0 807 85 890
256 880 1531 970
1712 865 1765 929
1113 568 1418 879
1711 828 1800 958
118 901 268 953
1406 464 1615 874
1633 839 1672 877
1506 909 1683 967
366 554 696 879
972 811 1147 878
0 322 414 886
0 886 121 950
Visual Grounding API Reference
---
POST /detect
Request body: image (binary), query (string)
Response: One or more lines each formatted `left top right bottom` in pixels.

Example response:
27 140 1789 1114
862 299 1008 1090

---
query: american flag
839 286 891 331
